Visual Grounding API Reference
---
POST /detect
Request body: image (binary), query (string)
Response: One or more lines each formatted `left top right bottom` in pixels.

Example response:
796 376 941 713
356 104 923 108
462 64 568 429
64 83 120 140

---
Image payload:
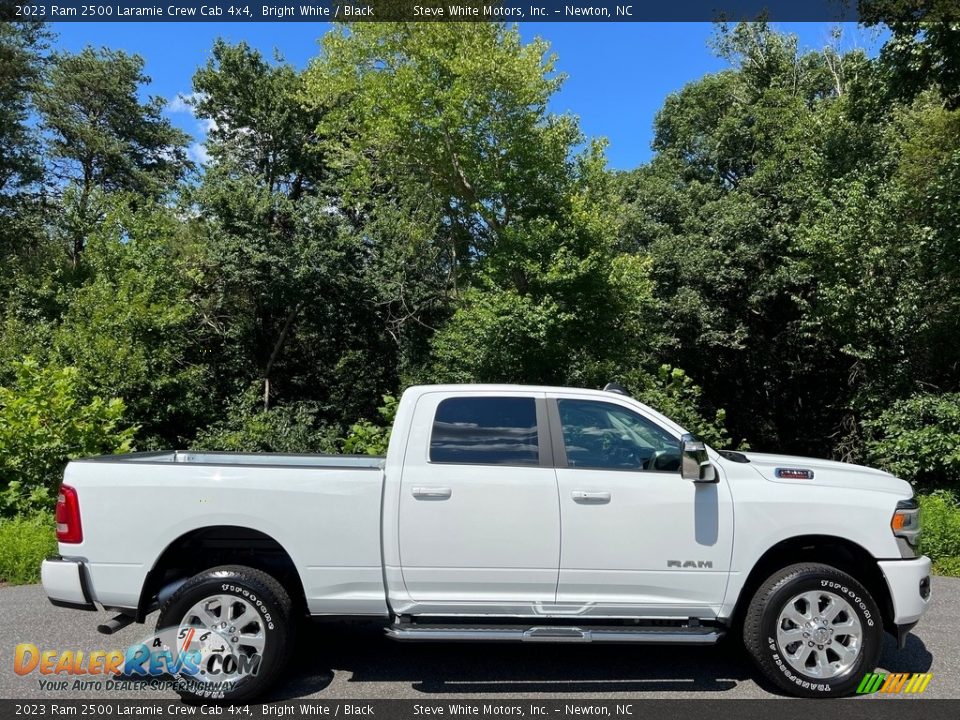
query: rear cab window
430 396 539 466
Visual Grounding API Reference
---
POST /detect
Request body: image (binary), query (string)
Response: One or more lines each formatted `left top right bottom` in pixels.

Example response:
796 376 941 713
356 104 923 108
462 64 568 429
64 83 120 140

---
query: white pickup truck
42 384 930 700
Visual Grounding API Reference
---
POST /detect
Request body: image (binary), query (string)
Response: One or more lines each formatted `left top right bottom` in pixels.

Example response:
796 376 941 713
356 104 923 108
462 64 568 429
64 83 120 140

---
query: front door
397 391 560 612
550 395 733 617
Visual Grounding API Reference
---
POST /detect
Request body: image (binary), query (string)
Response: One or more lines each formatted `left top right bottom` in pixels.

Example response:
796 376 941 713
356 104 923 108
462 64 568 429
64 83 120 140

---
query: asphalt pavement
0 579 954 700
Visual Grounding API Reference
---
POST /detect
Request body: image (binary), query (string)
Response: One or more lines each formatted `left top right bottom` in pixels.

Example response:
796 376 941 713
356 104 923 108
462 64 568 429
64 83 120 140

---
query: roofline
402 383 621 397
399 383 691 438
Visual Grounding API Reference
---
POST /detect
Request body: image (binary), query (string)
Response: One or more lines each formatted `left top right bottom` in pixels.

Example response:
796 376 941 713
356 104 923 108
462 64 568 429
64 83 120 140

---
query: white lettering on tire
220 582 277 630
821 580 874 627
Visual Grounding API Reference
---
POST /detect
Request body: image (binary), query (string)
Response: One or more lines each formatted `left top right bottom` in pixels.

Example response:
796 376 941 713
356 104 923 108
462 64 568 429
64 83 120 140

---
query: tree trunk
262 301 303 411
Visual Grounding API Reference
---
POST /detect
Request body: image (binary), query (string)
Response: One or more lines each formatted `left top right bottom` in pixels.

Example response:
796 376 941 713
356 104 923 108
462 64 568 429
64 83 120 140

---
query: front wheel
743 562 883 697
156 565 293 702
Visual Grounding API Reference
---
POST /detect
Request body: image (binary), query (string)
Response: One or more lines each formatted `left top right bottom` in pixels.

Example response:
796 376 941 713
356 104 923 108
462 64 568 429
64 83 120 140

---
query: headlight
891 498 920 558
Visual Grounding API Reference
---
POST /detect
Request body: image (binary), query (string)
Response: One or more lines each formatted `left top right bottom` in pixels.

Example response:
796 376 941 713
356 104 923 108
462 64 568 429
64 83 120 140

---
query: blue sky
52 22 887 170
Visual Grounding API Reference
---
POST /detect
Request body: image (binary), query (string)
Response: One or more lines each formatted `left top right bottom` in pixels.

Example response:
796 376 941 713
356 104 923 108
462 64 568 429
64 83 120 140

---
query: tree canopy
2 20 960 517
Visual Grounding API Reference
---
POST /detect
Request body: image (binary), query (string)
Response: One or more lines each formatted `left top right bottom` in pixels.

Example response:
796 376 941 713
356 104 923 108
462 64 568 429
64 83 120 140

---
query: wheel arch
136 525 307 622
730 534 894 634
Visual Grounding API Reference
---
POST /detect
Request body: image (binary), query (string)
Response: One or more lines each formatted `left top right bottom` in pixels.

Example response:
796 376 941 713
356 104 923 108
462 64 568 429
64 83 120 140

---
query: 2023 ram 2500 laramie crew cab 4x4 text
42 384 931 700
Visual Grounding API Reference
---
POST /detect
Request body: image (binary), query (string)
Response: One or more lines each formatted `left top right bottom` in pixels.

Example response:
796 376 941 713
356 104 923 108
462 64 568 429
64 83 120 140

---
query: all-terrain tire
743 562 883 698
157 565 293 702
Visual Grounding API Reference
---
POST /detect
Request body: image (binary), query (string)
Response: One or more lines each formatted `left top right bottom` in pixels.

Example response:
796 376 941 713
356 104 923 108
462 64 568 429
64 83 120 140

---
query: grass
0 512 57 585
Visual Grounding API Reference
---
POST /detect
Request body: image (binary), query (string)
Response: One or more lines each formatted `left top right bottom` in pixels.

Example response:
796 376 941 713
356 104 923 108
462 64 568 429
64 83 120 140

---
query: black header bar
0 700 959 719
2 0 959 22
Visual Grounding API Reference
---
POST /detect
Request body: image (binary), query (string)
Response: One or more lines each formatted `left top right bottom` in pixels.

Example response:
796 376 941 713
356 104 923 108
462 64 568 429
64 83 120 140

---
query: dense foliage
0 359 135 514
2 20 960 525
918 491 960 576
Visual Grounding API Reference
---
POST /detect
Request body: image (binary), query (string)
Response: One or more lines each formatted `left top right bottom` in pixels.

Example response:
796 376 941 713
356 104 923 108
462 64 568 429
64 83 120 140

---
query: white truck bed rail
72 450 385 469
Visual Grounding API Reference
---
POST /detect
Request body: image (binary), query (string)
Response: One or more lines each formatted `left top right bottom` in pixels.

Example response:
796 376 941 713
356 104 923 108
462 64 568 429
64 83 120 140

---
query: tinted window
558 399 679 471
430 397 539 465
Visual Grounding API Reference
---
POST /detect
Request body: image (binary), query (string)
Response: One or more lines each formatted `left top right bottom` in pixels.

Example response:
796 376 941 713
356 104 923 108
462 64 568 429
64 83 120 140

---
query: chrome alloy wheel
775 590 863 679
178 594 266 684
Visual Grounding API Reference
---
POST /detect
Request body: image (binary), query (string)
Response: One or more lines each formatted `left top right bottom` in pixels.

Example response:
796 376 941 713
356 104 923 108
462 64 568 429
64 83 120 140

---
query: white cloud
166 92 200 115
188 142 210 166
166 91 214 166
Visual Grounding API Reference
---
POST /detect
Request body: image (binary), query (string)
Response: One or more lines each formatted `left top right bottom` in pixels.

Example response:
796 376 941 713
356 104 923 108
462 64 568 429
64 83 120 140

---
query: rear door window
430 397 539 466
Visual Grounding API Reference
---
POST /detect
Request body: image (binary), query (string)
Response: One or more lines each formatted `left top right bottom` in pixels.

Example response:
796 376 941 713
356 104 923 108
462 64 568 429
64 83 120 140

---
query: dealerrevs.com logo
856 672 933 695
13 627 260 694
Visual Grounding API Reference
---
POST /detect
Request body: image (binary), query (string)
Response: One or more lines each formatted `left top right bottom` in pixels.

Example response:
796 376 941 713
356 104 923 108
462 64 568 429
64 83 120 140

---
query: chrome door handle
412 487 452 500
572 490 611 503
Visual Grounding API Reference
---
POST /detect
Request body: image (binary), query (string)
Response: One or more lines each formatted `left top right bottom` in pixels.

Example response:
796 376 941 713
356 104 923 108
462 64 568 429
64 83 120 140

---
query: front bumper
41 555 96 611
878 555 932 626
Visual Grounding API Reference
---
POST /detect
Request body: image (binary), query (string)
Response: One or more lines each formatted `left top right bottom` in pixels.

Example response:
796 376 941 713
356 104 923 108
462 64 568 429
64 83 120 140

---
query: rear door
397 391 560 612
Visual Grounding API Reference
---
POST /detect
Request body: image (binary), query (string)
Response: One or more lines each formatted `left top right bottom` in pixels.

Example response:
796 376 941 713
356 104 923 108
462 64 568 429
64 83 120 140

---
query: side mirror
680 433 717 483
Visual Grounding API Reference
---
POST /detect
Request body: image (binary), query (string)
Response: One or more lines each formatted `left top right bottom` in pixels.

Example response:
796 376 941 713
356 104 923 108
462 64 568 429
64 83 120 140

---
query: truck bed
74 450 384 469
59 450 389 616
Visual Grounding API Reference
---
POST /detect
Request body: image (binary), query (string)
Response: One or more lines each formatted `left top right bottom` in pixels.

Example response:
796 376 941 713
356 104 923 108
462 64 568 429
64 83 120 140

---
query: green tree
193 386 339 454
794 93 960 458
0 22 50 295
340 394 398 456
0 22 46 203
48 197 212 447
190 40 393 424
307 22 578 272
306 24 670 402
37 47 191 263
874 22 960 110
304 22 584 375
617 23 866 453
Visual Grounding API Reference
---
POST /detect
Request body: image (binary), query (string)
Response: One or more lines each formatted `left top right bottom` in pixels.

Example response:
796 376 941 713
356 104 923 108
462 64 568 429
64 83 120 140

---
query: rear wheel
156 565 292 702
743 562 883 697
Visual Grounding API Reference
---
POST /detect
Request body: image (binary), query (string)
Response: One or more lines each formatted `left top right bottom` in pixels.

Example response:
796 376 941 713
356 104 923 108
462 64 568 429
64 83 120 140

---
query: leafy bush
193 389 339 454
341 395 398 455
917 491 960 575
428 288 568 386
0 512 57 584
50 199 213 448
864 393 960 489
621 365 734 449
0 358 136 516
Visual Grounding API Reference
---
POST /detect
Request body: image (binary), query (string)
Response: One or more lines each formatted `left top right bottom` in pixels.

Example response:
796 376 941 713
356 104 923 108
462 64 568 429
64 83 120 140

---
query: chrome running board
385 623 723 644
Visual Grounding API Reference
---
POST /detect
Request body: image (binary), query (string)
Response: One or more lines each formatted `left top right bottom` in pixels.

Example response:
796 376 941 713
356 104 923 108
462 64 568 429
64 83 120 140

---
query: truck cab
383 386 732 618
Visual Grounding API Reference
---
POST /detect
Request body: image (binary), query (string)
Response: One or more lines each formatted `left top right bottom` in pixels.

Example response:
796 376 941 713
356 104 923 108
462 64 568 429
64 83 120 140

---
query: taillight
55 485 83 543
